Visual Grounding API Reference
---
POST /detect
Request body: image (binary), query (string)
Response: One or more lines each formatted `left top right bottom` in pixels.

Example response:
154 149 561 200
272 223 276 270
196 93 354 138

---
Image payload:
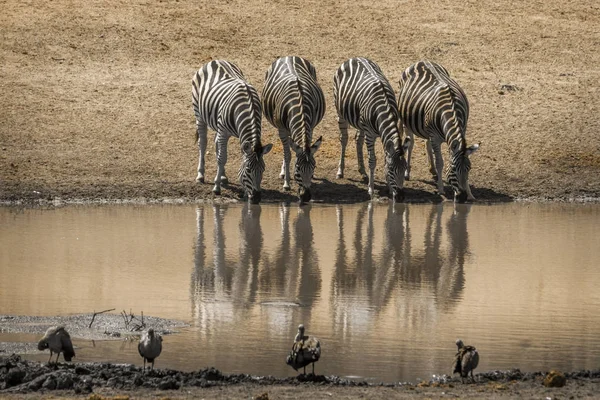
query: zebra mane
289 76 311 150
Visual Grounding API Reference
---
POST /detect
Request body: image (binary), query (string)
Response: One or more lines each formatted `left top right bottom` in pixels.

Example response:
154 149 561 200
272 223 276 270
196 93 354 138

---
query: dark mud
1 355 599 396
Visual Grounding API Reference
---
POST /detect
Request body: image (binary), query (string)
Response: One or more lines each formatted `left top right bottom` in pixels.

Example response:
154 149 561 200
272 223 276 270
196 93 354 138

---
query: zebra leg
336 118 349 179
403 127 414 181
366 135 376 198
196 121 208 183
355 130 367 181
426 140 437 181
213 133 229 195
431 142 445 196
279 129 291 190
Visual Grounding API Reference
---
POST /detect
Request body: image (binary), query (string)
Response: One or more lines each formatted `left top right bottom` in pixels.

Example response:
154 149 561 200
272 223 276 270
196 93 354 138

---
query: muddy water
1 203 599 382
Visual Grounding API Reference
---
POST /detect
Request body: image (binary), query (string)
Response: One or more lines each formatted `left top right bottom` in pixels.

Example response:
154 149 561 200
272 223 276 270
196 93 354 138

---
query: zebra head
384 137 411 202
447 142 479 203
290 136 323 204
239 141 273 204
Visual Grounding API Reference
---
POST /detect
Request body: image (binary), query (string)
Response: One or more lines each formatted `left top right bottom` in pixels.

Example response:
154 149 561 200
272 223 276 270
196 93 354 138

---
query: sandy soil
1 0 599 205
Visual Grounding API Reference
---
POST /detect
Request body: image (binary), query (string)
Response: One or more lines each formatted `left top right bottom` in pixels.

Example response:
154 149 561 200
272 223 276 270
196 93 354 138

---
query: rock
200 367 223 381
158 377 178 390
42 376 57 390
5 367 26 387
27 375 47 391
56 373 75 389
544 370 566 387
255 393 269 400
75 366 91 375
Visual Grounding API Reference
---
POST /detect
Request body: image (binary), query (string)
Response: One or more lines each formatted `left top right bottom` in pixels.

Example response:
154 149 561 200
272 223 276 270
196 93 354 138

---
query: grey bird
286 324 321 375
37 326 75 363
453 339 479 383
138 328 162 372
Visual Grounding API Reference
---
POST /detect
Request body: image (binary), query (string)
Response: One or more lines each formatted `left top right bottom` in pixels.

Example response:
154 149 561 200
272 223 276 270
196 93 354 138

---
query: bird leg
48 351 53 364
55 352 60 363
143 358 146 373
151 359 155 371
312 362 315 376
303 365 306 375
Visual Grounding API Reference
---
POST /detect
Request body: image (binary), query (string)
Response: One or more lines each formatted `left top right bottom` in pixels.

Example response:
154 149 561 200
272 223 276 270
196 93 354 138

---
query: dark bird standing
37 326 75 363
453 339 479 383
138 328 163 372
286 324 321 375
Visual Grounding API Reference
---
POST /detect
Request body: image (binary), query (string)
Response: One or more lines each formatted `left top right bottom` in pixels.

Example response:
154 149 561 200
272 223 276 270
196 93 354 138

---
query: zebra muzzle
299 188 312 204
248 190 262 204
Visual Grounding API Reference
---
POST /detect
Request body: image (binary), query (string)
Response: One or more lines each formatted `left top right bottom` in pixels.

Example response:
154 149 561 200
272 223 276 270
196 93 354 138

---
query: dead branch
88 308 116 328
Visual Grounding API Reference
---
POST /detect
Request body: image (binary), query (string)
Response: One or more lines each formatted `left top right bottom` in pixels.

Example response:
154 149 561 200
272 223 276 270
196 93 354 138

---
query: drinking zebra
192 60 272 204
262 56 325 204
333 57 410 201
397 60 479 203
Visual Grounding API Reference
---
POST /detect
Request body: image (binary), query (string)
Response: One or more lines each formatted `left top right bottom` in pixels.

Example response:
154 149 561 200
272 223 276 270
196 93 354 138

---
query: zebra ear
466 143 480 156
310 136 323 155
261 143 273 155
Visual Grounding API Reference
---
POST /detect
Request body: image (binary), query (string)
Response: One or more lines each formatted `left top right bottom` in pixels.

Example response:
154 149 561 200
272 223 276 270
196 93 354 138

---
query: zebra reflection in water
331 203 472 337
259 204 322 308
190 204 264 329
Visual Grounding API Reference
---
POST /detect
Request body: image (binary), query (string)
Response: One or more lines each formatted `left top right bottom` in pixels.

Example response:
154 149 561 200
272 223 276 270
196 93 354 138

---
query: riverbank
2 1 600 205
1 355 599 399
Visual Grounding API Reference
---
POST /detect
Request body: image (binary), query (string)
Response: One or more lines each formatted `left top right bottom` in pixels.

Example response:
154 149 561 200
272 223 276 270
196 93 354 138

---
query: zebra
262 56 325 204
333 57 410 201
192 60 273 204
397 60 479 203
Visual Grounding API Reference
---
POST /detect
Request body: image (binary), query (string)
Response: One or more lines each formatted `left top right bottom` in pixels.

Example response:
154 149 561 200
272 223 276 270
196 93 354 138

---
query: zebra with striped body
334 57 410 201
398 60 479 203
192 60 272 204
262 56 325 204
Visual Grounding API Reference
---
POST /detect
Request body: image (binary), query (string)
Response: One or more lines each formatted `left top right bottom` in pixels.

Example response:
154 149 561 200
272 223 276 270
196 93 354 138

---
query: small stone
544 370 567 387
42 376 57 390
56 373 74 389
5 367 26 387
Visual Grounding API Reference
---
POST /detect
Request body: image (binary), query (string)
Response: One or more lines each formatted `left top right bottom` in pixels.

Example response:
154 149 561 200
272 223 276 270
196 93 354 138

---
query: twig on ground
88 308 116 328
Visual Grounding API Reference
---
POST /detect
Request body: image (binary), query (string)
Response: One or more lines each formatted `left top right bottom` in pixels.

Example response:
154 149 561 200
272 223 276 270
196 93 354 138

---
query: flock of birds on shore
36 324 480 382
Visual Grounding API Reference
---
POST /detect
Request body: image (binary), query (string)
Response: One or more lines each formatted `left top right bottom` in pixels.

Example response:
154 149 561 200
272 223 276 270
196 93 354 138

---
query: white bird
138 328 162 371
286 324 321 375
453 339 479 383
37 326 75 363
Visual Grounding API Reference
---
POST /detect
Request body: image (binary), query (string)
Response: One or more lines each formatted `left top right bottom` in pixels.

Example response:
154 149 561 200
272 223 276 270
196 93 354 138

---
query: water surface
1 203 599 382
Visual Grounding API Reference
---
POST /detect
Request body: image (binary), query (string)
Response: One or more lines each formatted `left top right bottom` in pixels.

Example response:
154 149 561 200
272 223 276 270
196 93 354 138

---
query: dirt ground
1 0 599 204
1 355 599 400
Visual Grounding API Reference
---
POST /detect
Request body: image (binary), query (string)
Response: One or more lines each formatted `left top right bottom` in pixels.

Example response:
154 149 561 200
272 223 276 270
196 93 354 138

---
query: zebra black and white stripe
192 60 272 204
398 60 479 203
333 57 410 201
262 56 325 204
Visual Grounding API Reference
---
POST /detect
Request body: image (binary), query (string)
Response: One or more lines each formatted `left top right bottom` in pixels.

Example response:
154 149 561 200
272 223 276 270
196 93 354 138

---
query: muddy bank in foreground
1 355 599 399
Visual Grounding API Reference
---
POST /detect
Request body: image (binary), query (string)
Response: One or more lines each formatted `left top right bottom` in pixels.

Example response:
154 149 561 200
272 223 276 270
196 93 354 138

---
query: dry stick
121 310 129 330
88 308 116 328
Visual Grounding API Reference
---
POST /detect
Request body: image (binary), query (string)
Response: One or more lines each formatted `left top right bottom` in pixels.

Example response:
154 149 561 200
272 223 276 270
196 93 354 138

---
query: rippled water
1 203 599 382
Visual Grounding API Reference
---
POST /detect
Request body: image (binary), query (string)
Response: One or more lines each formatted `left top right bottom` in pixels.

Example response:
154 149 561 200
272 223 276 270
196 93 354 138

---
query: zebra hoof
220 177 228 185
279 173 285 179
283 185 291 191
196 177 205 184
212 189 221 196
336 173 343 179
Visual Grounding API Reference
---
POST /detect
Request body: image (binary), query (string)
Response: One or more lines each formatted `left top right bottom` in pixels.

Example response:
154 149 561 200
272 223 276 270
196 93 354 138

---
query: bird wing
60 332 75 360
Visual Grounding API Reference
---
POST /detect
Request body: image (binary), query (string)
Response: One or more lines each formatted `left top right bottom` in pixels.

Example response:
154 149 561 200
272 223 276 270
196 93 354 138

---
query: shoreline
1 355 598 398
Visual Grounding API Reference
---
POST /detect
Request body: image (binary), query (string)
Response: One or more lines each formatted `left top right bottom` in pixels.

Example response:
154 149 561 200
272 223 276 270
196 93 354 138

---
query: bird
453 339 479 383
138 328 162 372
37 326 75 364
286 324 321 375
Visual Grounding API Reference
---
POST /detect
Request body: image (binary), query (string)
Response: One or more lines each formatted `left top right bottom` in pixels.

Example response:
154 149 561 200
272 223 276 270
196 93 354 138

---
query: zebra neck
287 78 311 149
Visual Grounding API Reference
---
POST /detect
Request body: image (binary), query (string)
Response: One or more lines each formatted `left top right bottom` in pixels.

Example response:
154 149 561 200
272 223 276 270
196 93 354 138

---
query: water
1 202 599 382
